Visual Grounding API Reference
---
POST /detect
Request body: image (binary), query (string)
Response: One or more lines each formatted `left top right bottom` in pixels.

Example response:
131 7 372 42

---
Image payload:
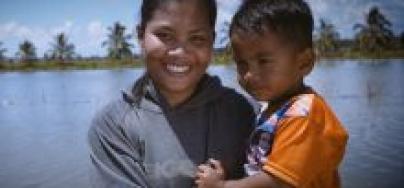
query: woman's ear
298 48 315 76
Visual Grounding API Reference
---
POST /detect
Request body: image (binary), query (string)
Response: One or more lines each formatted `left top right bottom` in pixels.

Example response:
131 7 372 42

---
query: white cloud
0 22 35 40
0 21 83 57
215 0 241 47
50 21 75 36
78 21 107 56
87 21 105 41
0 21 111 57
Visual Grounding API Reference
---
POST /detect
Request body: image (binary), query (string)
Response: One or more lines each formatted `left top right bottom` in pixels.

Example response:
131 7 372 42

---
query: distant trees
400 31 404 48
2 7 404 67
48 33 75 62
102 22 133 60
353 6 394 52
0 41 6 61
315 19 340 54
16 40 37 63
216 21 233 63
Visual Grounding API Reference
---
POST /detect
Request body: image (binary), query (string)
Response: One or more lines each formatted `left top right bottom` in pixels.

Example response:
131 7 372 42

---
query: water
1 59 404 188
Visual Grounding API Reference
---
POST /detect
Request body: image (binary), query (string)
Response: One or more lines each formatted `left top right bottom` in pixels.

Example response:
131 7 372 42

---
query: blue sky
1 0 404 58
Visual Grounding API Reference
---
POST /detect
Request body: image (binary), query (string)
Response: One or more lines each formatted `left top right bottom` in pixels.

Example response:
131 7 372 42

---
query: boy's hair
230 0 314 50
138 0 217 37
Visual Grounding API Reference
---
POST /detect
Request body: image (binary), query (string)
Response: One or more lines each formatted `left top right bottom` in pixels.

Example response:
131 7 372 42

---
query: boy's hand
195 159 225 188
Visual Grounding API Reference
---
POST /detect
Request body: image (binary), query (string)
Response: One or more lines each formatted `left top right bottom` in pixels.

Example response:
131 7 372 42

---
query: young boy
195 0 348 187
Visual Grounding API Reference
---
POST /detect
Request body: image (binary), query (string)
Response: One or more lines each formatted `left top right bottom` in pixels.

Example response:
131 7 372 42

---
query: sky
1 0 404 58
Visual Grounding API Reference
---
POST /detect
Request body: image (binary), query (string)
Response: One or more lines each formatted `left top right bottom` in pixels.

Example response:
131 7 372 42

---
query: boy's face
231 30 313 102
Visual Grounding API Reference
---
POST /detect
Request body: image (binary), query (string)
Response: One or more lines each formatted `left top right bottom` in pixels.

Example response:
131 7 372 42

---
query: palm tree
0 41 7 61
315 19 340 54
400 31 404 49
353 6 394 52
16 40 37 63
102 22 133 60
49 32 75 62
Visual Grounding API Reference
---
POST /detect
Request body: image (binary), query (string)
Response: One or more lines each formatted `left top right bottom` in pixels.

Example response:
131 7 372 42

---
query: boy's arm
196 159 293 188
223 172 293 188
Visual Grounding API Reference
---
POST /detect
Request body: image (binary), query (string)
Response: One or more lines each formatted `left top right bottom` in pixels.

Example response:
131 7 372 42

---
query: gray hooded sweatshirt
88 74 255 188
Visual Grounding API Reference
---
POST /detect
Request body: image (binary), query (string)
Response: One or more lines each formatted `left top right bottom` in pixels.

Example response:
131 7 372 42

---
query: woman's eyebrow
154 26 174 32
188 27 212 34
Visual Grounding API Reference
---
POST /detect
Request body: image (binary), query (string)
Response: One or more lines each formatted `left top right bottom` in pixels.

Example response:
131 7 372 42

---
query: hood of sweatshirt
122 73 228 113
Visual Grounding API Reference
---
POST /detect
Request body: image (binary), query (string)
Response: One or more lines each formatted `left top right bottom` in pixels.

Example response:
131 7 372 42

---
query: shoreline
1 54 404 72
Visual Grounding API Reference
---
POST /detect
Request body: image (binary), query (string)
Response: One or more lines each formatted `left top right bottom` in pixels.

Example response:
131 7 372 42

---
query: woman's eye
156 32 174 42
190 35 209 46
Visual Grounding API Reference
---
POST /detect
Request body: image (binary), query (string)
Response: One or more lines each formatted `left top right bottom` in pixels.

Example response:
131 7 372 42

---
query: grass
1 50 404 71
317 49 404 60
0 59 144 72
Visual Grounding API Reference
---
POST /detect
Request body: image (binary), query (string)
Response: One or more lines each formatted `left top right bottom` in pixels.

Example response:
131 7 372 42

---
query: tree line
315 6 404 56
1 6 404 65
0 22 134 64
216 6 404 60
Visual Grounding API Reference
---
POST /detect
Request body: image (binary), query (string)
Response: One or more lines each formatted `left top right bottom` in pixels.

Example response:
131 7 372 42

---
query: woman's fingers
197 164 211 173
208 159 222 169
208 158 225 175
196 164 213 180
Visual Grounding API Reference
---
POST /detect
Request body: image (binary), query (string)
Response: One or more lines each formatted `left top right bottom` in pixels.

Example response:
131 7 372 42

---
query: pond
1 59 404 188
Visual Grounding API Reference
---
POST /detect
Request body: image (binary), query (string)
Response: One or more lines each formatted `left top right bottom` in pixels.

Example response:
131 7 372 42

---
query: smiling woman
138 1 214 106
87 0 255 188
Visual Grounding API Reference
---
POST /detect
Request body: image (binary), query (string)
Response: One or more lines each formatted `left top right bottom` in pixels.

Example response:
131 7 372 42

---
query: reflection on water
1 59 404 188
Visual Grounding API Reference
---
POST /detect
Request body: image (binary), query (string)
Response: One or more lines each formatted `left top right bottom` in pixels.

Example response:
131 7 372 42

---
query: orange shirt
261 92 348 188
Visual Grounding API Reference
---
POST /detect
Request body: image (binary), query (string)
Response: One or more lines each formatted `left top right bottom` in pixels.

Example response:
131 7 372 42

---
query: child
195 0 348 187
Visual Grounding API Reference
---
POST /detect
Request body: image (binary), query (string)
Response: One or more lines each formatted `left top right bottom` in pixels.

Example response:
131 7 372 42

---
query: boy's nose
243 70 260 83
244 63 261 81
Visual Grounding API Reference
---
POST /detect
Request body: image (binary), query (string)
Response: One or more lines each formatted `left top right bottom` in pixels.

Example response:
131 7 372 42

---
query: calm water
1 59 404 188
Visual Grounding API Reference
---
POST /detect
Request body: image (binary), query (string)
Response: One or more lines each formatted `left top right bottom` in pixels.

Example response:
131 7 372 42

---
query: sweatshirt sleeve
87 101 151 188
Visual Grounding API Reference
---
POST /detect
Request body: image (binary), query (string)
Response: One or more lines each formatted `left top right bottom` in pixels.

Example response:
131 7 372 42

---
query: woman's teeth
167 64 190 73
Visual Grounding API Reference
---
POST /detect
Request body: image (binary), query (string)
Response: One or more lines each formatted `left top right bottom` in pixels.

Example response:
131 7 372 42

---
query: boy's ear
298 48 315 76
136 25 145 48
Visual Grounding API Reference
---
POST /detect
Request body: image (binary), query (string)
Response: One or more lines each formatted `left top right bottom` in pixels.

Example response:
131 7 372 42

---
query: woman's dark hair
138 0 217 37
230 0 314 50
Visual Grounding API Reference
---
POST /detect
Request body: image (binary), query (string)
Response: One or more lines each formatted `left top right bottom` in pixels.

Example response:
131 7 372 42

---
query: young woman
87 0 255 187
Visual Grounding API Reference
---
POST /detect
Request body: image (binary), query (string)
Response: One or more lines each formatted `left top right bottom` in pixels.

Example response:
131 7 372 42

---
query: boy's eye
236 60 248 74
258 57 273 65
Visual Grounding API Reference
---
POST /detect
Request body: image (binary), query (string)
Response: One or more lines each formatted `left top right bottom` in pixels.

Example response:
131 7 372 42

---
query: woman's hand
195 159 226 188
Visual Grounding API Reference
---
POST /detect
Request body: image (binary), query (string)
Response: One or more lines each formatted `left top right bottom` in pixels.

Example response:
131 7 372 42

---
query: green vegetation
1 6 404 71
102 22 133 60
16 40 37 64
316 19 339 54
0 59 143 71
315 6 404 59
46 32 76 62
0 42 6 61
353 7 394 52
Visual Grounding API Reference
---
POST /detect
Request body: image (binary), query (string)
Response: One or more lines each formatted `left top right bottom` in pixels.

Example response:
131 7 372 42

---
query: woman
87 0 255 187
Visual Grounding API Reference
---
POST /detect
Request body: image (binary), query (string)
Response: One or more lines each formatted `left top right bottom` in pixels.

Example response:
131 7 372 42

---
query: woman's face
139 0 214 106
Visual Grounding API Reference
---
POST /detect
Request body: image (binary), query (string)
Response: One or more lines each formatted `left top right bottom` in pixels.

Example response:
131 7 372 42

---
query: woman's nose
167 41 187 57
168 45 185 55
